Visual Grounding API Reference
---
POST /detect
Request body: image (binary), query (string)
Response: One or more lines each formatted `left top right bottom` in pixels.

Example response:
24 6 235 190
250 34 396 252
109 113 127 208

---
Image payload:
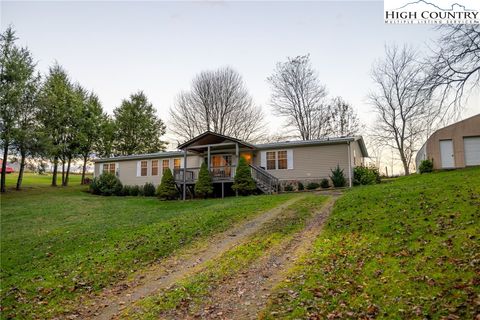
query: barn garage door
464 137 480 166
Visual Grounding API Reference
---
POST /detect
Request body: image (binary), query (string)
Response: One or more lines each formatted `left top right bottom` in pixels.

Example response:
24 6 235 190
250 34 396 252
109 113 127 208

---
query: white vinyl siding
253 144 349 181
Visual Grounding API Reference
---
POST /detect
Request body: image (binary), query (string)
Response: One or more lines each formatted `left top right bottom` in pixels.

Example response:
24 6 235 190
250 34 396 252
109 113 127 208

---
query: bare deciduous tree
267 55 329 140
369 45 437 175
427 25 480 109
328 97 360 136
170 67 265 142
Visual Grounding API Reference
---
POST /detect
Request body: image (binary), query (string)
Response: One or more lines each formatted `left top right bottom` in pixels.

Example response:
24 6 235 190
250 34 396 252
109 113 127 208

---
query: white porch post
235 142 239 196
235 142 239 176
347 142 352 188
207 146 211 170
183 148 187 200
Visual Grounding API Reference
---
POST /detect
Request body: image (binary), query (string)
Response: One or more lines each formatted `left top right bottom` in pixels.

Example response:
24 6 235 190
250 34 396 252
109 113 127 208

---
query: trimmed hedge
306 182 320 190
89 173 123 196
320 178 330 188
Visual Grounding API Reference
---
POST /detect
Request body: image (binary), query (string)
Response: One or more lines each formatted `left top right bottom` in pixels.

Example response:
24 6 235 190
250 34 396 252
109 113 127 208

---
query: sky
1 0 479 174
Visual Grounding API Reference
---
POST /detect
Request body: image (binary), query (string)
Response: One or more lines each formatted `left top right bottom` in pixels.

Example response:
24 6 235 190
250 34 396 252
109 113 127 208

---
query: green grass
3 172 87 189
0 174 296 319
125 195 328 319
261 167 480 319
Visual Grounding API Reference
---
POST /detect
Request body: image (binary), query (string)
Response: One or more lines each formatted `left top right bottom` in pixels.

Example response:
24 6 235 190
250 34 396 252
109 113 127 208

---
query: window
162 159 170 173
140 160 148 176
174 158 181 170
266 152 276 170
265 150 290 170
151 160 159 176
277 151 287 169
211 155 233 177
102 163 116 174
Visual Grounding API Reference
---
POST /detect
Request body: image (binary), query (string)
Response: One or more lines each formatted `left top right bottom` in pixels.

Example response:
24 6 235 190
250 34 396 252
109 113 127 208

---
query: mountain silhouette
394 0 475 11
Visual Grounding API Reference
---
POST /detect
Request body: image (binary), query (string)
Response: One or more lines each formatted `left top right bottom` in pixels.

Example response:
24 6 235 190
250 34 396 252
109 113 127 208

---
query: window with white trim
265 150 290 170
277 150 287 170
174 158 181 170
151 160 159 176
140 160 148 177
266 151 276 170
162 159 169 173
102 163 116 175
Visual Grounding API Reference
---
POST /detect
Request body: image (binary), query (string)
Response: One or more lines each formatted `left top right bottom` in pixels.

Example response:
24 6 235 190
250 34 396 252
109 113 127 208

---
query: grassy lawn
0 173 295 319
124 194 328 319
3 172 86 188
261 167 480 319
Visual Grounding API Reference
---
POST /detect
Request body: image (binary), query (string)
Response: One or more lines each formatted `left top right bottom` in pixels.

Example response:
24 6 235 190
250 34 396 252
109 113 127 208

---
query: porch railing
173 168 199 182
249 164 279 194
174 166 236 182
210 165 236 180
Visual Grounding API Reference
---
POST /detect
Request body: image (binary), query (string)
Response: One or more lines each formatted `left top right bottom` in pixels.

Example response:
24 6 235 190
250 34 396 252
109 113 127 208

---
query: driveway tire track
75 195 306 320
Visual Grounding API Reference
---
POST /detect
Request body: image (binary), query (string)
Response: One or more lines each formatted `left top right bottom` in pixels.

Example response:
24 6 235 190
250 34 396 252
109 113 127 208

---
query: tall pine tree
38 64 72 186
232 156 256 195
0 27 38 192
114 91 167 155
156 168 178 200
195 162 213 198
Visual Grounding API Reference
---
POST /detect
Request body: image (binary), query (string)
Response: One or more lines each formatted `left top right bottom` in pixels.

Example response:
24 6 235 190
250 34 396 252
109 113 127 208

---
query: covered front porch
175 131 257 199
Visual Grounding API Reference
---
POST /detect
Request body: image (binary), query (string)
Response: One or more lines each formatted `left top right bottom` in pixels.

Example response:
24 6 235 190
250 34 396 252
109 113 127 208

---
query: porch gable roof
177 131 257 151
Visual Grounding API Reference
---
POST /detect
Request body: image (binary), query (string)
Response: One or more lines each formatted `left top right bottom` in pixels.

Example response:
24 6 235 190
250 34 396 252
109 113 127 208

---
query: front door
211 155 233 178
440 140 454 168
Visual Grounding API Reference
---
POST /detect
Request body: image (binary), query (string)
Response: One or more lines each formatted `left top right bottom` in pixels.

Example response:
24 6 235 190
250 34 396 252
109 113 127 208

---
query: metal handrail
249 164 278 181
249 164 279 193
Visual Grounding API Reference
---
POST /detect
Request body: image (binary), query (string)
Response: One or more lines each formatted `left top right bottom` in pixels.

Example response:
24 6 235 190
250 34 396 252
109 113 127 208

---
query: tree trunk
63 157 72 186
16 150 26 190
61 159 66 186
402 160 410 175
81 154 88 184
399 151 410 175
52 156 58 186
1 142 9 193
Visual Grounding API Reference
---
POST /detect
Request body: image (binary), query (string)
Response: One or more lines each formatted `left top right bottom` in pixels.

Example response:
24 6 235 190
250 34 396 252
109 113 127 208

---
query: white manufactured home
93 131 368 199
